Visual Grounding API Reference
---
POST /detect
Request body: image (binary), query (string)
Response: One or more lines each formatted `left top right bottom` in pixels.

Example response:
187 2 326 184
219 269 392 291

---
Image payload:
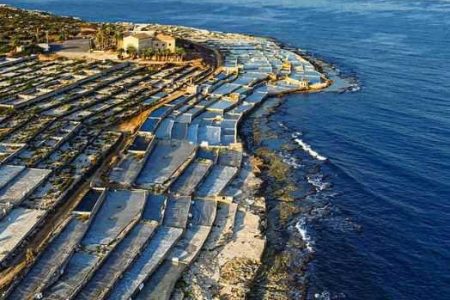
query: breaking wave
294 138 327 161
292 131 302 138
295 218 314 252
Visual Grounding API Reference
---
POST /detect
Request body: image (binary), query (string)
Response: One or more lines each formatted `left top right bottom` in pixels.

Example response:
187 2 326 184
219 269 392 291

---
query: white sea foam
349 84 360 92
294 138 327 161
278 121 288 130
314 291 332 300
280 151 302 169
291 131 302 138
307 173 330 191
295 218 314 252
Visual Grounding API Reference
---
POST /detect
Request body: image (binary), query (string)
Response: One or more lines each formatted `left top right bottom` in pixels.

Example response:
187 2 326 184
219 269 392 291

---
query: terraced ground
0 25 326 300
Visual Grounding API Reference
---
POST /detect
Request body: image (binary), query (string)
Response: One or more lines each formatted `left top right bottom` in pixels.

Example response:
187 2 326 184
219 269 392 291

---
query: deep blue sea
4 0 450 299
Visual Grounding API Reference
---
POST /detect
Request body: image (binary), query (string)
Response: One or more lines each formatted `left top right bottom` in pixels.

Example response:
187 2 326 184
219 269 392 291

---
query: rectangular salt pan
139 117 160 134
190 199 217 226
77 222 157 300
142 194 167 223
108 226 183 300
0 168 51 207
163 196 192 228
44 251 101 300
133 260 185 300
81 190 146 247
155 118 174 139
198 126 221 145
0 208 45 263
170 160 213 196
218 150 243 168
9 216 89 299
0 165 24 190
196 165 238 197
109 152 146 186
135 140 196 188
167 225 212 264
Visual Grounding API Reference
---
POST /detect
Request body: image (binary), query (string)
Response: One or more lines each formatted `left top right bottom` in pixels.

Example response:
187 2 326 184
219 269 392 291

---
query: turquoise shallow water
4 0 450 299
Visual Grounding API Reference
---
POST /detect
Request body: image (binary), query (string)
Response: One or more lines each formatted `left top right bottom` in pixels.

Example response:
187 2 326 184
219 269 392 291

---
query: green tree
9 36 21 54
154 49 161 61
0 43 12 54
10 35 20 48
141 48 148 60
143 48 154 60
163 49 170 61
175 47 187 61
127 45 137 59
114 30 123 49
117 48 124 59
95 24 106 50
57 27 68 42
104 24 113 49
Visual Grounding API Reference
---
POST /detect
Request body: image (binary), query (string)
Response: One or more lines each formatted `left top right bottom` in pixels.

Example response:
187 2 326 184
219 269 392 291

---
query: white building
122 32 176 54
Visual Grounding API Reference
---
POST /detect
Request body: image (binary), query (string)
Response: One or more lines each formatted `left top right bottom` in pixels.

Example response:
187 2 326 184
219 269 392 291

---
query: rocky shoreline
239 55 356 299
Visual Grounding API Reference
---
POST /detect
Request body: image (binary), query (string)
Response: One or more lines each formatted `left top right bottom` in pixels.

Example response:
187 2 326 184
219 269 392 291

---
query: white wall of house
152 39 176 53
122 34 176 54
123 36 152 52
